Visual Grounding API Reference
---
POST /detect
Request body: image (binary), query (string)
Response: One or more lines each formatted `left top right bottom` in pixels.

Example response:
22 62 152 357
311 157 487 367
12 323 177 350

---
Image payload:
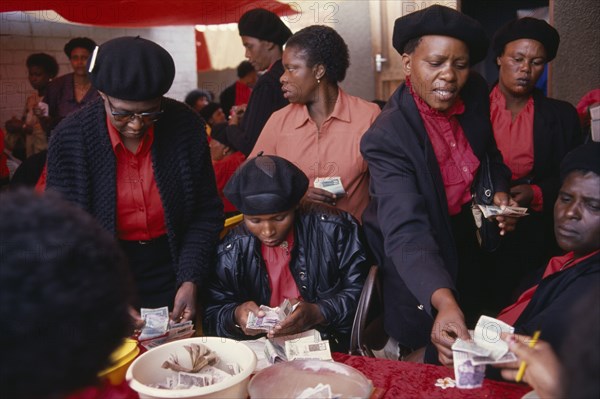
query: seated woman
497 141 600 353
204 154 369 352
209 123 246 217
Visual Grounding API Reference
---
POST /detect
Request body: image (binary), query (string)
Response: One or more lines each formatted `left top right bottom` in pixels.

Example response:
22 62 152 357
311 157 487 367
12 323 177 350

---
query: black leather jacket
204 204 369 345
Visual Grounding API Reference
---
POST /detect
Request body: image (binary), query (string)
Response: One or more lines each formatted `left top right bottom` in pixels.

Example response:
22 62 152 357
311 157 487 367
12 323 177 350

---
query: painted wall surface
552 0 600 105
0 12 196 124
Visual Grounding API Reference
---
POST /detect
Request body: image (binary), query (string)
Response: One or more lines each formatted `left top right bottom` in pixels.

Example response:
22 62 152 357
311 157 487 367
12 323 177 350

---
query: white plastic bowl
126 337 257 399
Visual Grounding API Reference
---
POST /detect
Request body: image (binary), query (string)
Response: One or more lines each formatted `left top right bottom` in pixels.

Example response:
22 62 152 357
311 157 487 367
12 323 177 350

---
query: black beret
199 102 221 122
210 123 236 151
392 5 489 65
64 37 96 57
88 36 175 101
492 17 560 62
224 154 308 215
560 142 600 182
238 8 292 47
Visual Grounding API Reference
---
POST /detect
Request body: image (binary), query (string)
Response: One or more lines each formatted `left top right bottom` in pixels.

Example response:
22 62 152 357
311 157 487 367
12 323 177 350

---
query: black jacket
204 204 369 343
47 98 224 288
360 72 510 349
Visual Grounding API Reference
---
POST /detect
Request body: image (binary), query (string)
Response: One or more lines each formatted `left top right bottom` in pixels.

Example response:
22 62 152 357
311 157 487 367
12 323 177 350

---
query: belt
119 235 168 247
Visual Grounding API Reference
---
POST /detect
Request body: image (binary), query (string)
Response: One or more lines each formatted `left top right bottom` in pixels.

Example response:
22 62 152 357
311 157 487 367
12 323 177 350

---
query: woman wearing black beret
46 36 223 325
360 5 516 366
486 17 582 311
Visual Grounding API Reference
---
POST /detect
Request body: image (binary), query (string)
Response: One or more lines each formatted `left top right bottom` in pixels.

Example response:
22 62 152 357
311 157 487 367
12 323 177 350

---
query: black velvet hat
88 36 175 101
224 154 308 215
560 142 600 182
492 17 560 61
210 123 235 151
392 5 489 65
238 8 292 47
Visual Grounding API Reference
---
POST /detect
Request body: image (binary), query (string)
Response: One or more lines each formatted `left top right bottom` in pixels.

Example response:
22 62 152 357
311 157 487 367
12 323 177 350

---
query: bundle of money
476 204 529 219
297 383 340 399
314 176 346 196
452 316 517 389
138 307 195 349
246 298 295 331
263 329 332 364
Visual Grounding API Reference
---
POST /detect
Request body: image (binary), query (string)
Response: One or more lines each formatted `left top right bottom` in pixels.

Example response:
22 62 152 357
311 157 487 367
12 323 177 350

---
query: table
332 352 532 399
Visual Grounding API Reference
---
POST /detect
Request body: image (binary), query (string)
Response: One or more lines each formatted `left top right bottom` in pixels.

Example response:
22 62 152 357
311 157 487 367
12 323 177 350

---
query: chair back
220 213 243 239
349 265 388 357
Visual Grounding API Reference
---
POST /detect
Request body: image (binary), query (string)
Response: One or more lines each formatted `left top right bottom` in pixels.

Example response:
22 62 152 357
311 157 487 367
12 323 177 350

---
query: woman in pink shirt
250 25 380 222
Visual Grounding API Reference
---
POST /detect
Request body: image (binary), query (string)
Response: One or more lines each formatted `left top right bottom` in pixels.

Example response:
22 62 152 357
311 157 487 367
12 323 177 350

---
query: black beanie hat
210 123 236 151
392 5 489 65
238 8 292 47
492 17 560 62
88 36 175 101
560 142 600 183
224 154 308 215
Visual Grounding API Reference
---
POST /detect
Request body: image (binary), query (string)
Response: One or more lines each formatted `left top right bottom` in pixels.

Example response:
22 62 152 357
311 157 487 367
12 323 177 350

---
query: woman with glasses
43 37 99 135
46 37 223 324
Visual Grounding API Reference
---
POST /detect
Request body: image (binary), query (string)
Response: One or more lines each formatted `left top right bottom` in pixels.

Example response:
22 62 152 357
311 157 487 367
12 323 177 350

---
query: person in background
46 36 223 323
250 25 380 221
226 8 292 156
5 53 59 159
360 5 515 365
220 60 258 117
204 155 368 352
486 17 582 311
44 37 99 135
185 89 213 112
0 189 133 398
496 142 600 353
199 102 227 128
209 123 245 217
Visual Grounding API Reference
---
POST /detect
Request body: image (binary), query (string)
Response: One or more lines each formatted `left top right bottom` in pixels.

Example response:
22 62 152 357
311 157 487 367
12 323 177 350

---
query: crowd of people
1 5 598 399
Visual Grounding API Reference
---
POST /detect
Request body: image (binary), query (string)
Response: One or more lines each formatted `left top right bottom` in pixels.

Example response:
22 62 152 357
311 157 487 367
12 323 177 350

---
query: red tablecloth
332 353 531 399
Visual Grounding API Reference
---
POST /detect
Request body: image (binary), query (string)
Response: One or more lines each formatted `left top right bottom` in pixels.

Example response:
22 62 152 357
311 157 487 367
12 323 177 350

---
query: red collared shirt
262 229 302 307
490 85 543 211
106 116 167 240
212 150 246 213
408 78 479 216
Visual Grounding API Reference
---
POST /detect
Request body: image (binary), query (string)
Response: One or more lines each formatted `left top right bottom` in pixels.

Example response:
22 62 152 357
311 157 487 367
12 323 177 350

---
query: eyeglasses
105 97 163 123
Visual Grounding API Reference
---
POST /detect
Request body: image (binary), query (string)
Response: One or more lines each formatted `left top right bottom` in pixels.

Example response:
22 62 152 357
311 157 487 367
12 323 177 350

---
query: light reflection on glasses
106 97 163 123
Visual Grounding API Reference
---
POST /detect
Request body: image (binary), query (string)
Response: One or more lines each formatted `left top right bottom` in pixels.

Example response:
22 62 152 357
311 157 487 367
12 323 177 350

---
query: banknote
477 204 529 219
314 176 346 196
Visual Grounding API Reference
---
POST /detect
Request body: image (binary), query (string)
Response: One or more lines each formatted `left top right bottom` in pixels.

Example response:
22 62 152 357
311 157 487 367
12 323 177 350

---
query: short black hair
285 25 350 84
64 37 97 58
26 53 59 78
185 89 212 107
237 61 255 79
403 36 423 54
0 190 133 398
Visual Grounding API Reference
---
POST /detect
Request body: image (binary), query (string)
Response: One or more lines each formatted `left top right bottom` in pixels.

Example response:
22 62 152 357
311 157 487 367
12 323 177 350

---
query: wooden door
369 1 459 101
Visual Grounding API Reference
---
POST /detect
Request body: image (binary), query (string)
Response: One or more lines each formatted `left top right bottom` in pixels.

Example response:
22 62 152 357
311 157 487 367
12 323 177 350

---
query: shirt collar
294 87 350 129
406 76 465 118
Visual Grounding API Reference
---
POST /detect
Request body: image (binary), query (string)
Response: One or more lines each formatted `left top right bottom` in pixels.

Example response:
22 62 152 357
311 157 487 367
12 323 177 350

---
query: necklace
279 241 289 255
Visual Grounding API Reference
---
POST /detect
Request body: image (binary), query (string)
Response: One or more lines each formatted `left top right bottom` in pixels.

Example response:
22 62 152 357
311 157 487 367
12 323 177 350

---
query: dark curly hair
26 53 59 78
0 189 133 398
185 89 212 108
237 60 255 79
64 37 97 58
285 25 350 84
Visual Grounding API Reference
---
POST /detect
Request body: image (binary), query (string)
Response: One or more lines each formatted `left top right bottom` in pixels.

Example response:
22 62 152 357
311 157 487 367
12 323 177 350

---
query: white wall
0 12 196 124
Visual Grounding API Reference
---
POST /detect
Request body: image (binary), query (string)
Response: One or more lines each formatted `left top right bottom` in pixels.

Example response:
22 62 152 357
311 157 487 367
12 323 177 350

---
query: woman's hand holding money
234 301 265 336
171 282 197 323
493 192 519 235
267 301 325 338
305 187 338 207
430 288 470 367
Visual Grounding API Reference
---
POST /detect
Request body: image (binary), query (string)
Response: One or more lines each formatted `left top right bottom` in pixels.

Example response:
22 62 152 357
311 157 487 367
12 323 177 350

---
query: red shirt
212 150 245 213
234 80 252 107
262 229 302 307
106 116 167 240
408 78 479 216
497 249 600 325
490 85 543 211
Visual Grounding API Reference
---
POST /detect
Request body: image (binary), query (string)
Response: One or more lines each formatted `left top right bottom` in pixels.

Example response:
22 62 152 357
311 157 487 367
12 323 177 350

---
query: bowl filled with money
126 337 257 399
247 359 373 398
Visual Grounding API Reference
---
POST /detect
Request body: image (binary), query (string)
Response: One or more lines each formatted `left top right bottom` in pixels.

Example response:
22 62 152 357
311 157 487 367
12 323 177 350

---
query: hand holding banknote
235 301 265 336
268 301 325 338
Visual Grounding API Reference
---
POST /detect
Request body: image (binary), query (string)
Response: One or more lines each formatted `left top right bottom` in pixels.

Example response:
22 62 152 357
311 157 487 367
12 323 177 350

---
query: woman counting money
204 154 368 352
249 25 380 222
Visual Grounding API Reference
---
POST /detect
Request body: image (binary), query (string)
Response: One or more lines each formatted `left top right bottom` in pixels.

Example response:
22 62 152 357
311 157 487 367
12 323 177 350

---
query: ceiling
0 0 297 27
